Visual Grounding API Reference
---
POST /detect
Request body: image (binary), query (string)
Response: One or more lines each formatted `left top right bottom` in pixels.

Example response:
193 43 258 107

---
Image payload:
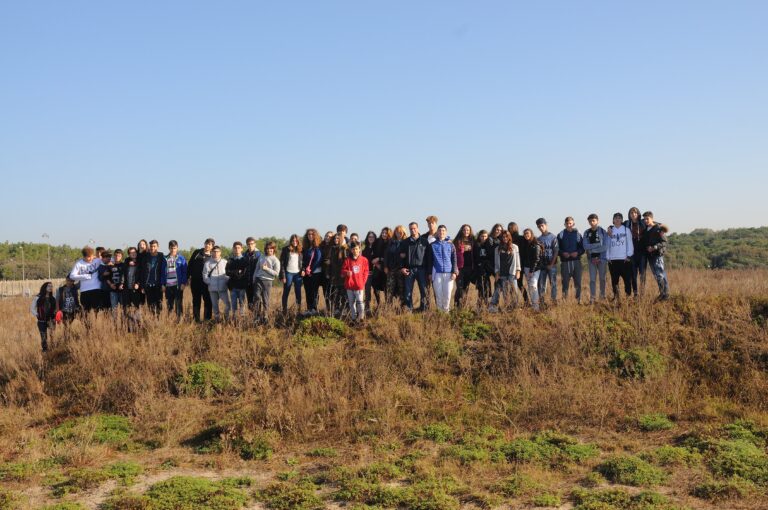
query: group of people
29 208 670 352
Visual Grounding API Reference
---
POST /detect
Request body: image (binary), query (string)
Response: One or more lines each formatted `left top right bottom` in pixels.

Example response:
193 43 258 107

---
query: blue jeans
230 288 247 315
403 267 428 311
281 272 302 312
537 265 557 302
110 291 122 309
648 255 669 298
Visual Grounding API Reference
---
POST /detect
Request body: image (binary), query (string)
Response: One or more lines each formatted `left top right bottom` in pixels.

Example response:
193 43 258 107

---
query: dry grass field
1 268 767 510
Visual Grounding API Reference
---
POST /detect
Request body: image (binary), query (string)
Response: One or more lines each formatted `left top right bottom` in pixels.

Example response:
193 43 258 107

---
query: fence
0 279 66 298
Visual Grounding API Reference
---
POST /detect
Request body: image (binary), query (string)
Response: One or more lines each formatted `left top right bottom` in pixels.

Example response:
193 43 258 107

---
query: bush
40 504 88 510
608 347 666 380
408 423 453 443
306 447 338 458
233 435 273 461
50 468 111 496
595 455 668 487
178 362 233 398
144 476 248 510
49 414 133 448
107 461 144 485
0 488 20 510
532 493 561 507
638 414 674 432
492 473 540 497
692 477 757 500
704 439 768 484
295 316 348 346
460 321 491 341
257 481 324 510
640 445 701 467
502 430 599 467
571 488 682 510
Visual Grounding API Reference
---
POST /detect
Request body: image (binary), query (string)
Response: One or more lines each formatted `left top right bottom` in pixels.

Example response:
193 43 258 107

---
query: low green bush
595 455 667 487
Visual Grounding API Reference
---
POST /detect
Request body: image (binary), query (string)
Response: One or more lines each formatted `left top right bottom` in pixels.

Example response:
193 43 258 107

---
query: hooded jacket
583 227 609 262
640 222 668 258
399 235 432 270
202 258 229 292
342 255 369 291
226 255 250 290
494 244 521 277
138 252 167 289
164 253 188 287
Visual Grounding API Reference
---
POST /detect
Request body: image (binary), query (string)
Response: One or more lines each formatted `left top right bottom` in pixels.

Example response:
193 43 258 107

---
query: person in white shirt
203 246 230 321
606 212 635 301
69 246 103 312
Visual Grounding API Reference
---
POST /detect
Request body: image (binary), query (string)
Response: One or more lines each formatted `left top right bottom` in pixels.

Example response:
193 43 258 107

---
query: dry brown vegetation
1 268 767 509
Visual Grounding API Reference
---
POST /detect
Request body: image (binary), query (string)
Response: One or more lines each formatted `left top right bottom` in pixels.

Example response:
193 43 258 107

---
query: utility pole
42 233 51 279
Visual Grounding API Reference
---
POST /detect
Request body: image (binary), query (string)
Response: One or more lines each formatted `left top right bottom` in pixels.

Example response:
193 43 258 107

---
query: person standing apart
31 282 56 352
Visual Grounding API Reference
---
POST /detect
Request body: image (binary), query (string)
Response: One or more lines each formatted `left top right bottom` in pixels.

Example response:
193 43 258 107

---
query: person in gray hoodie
253 241 281 324
203 246 230 321
583 213 609 303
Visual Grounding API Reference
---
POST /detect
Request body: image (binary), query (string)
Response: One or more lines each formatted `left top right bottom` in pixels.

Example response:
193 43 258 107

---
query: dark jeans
191 281 212 322
165 285 184 317
246 283 255 310
403 267 428 311
364 273 381 310
122 289 142 309
475 271 492 306
454 267 473 307
81 290 102 312
303 273 321 312
281 272 302 312
37 320 52 351
630 251 647 296
145 286 163 315
608 259 632 298
328 283 347 316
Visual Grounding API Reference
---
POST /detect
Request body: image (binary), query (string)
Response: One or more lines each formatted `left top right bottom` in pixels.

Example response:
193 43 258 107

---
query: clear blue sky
1 1 766 250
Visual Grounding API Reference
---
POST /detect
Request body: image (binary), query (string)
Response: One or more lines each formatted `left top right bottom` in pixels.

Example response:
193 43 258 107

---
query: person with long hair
328 233 348 317
136 239 149 305
508 222 528 302
453 224 474 308
362 231 381 312
319 231 335 310
279 234 303 314
473 229 494 310
372 227 391 306
626 206 647 296
31 281 56 352
254 241 281 324
385 225 407 306
521 228 543 311
301 229 324 314
490 231 521 311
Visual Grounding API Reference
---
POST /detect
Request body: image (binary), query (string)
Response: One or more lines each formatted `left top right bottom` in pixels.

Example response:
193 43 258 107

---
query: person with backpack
536 218 559 306
520 228 543 311
583 214 609 304
557 217 584 303
226 241 250 318
31 282 56 352
606 212 634 301
489 230 521 312
640 211 670 301
203 246 230 321
188 238 215 322
164 240 188 318
56 277 81 325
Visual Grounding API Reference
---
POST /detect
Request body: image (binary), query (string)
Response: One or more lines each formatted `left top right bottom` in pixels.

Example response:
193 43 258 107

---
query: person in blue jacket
164 240 188 319
429 225 458 312
557 217 584 303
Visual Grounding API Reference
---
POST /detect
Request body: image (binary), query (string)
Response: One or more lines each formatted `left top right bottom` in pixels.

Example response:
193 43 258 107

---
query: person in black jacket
226 241 250 318
102 249 126 311
245 237 260 310
32 282 56 352
188 238 215 322
56 277 81 325
385 225 406 306
399 222 432 312
521 228 543 311
640 211 670 301
473 230 494 309
138 240 166 315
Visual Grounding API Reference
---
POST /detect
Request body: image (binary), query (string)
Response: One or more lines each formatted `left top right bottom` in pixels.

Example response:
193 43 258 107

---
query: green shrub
532 493 561 507
179 362 233 397
233 435 273 461
0 488 20 510
640 445 701 467
460 321 492 341
638 414 675 432
0 460 45 482
723 419 767 446
608 346 666 379
40 504 88 510
100 493 153 510
145 476 248 510
492 473 540 497
49 414 133 447
295 316 348 346
595 455 667 487
257 481 323 510
502 430 599 467
50 468 111 496
400 476 463 510
306 447 338 458
571 488 682 510
692 477 757 500
408 423 453 443
704 438 768 484
107 461 144 485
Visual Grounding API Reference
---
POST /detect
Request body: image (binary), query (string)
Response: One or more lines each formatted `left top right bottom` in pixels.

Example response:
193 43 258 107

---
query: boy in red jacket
342 242 369 322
